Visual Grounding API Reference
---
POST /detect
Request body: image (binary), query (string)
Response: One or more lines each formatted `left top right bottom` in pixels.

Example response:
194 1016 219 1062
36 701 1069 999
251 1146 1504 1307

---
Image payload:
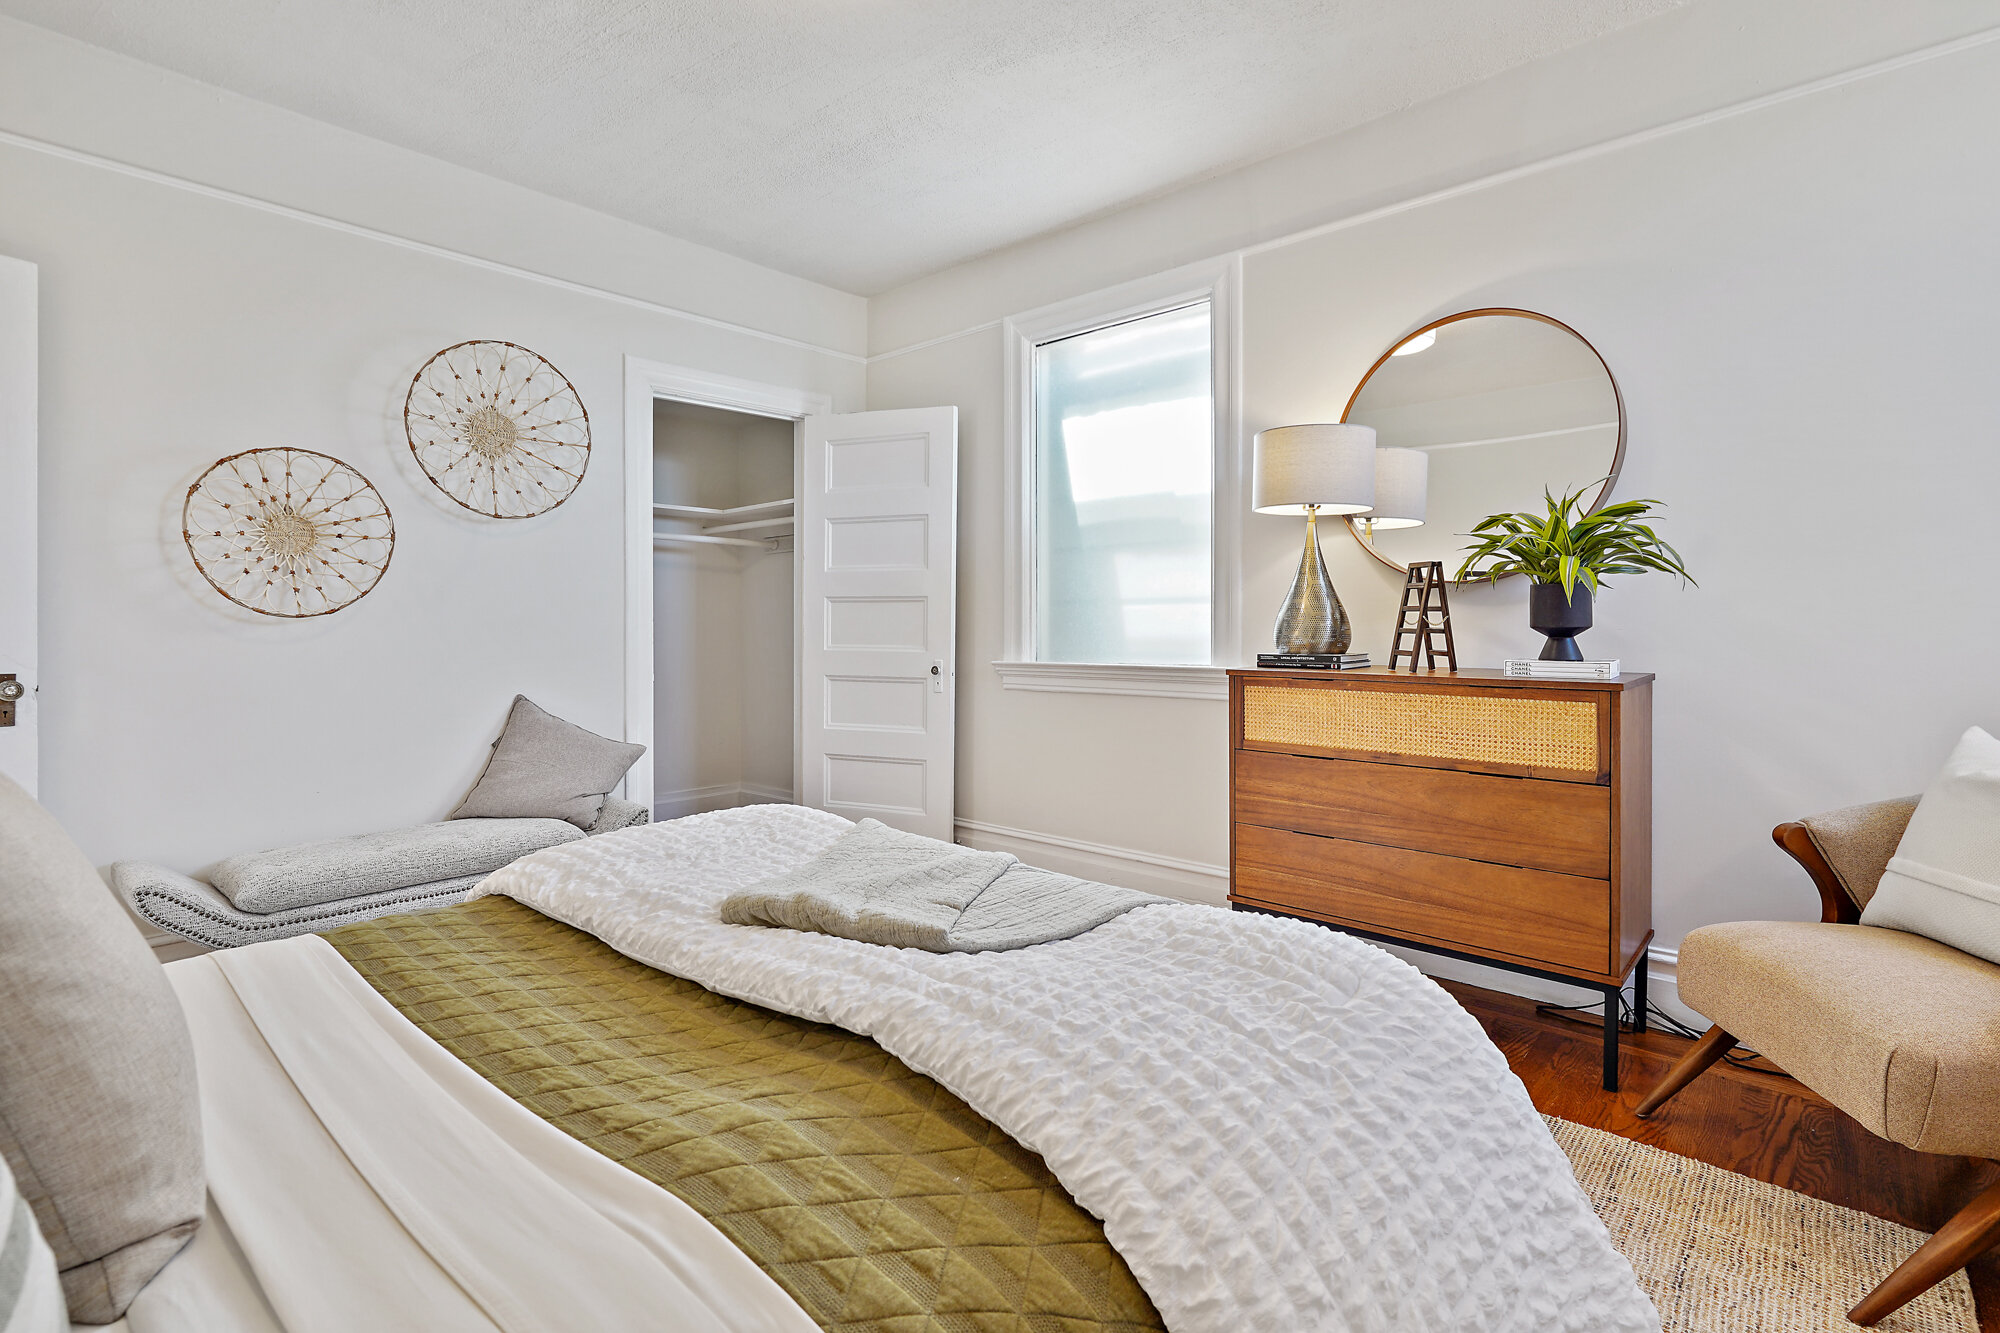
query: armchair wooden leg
1633 1024 1734 1118
1848 1178 2000 1326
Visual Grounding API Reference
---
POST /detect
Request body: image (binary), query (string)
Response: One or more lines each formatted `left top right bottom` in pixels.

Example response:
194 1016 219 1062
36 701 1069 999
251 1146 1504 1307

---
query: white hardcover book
1502 659 1620 679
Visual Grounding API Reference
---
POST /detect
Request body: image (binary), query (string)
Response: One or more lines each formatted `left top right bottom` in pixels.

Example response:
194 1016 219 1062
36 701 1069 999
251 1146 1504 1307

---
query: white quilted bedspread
474 805 1658 1333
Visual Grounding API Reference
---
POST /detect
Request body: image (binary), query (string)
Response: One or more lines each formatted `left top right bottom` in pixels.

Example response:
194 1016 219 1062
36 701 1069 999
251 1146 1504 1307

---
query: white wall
867 0 2000 1005
0 18 864 871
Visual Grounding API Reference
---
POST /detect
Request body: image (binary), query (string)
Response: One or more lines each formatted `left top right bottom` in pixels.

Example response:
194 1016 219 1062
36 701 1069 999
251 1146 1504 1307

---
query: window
1031 301 1214 665
998 259 1237 698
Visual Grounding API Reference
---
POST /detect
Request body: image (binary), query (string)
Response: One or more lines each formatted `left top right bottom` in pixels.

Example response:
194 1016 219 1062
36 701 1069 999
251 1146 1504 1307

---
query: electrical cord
1531 993 1787 1075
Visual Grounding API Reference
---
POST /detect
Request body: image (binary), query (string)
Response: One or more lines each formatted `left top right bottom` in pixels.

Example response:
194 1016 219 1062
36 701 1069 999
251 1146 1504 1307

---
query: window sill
992 661 1227 701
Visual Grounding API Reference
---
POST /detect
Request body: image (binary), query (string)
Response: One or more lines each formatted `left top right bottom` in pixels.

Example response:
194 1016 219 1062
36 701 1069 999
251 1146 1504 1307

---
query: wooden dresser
1227 667 1652 1088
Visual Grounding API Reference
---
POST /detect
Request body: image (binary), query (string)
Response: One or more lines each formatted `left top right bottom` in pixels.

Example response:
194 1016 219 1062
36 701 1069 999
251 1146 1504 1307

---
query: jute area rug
1550 1117 1979 1333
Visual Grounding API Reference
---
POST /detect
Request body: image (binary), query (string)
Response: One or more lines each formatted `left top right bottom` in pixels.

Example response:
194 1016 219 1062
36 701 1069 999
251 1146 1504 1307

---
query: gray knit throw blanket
719 818 1167 952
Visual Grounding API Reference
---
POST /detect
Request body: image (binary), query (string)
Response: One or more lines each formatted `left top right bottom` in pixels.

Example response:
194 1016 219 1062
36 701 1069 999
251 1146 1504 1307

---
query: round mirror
1343 309 1624 575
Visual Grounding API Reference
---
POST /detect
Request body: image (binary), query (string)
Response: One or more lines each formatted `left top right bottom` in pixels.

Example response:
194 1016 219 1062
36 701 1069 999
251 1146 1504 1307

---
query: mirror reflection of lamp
1360 446 1428 537
1390 328 1436 356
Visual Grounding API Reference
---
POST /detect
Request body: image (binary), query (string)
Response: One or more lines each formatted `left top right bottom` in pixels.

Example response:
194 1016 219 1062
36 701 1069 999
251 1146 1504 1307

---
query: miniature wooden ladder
1388 561 1458 673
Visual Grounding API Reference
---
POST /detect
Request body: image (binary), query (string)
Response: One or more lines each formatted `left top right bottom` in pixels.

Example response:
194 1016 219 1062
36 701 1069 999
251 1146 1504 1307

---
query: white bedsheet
477 804 1661 1333
108 939 817 1333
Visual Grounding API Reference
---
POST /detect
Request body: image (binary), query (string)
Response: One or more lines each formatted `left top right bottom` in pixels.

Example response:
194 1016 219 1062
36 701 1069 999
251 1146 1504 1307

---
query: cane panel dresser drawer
1227 668 1651 989
1238 675 1606 782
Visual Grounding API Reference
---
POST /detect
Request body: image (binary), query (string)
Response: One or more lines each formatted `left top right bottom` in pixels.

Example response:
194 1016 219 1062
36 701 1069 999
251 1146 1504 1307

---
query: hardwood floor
1442 979 2000 1331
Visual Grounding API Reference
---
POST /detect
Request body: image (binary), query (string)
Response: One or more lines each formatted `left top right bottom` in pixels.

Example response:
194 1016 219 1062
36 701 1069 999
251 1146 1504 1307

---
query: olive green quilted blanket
326 896 1164 1333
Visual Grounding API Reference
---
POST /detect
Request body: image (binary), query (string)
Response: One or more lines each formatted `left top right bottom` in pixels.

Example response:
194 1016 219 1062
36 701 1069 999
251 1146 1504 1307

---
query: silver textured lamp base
1273 507 1351 654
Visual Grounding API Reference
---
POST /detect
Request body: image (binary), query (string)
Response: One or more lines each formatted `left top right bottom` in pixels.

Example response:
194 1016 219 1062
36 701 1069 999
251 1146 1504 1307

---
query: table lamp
1252 424 1376 654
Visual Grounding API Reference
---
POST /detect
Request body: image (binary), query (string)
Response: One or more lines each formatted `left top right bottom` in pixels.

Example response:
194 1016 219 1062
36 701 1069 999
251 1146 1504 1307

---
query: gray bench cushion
587 797 650 835
211 818 584 913
116 863 493 950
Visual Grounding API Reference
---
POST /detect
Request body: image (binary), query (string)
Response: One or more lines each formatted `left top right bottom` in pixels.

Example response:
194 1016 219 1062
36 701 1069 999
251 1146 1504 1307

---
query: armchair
1636 797 2000 1326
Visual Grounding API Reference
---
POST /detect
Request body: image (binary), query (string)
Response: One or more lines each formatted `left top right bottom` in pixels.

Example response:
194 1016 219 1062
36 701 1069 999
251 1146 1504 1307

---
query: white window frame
995 256 1241 700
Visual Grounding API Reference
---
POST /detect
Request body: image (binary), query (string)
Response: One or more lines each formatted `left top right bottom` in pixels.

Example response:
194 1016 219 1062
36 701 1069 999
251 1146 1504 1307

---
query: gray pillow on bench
210 817 585 914
449 695 646 829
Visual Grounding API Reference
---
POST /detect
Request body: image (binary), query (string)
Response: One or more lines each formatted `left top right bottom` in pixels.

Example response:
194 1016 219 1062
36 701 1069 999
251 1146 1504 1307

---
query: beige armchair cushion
1678 920 2000 1157
1800 796 1919 911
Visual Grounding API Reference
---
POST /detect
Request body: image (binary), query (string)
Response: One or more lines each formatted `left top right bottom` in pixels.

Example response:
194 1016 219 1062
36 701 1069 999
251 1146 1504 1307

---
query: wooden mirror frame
1341 307 1626 576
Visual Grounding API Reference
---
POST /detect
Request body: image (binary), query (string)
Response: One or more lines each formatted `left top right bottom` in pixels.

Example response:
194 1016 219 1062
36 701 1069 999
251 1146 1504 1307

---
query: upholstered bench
115 798 648 949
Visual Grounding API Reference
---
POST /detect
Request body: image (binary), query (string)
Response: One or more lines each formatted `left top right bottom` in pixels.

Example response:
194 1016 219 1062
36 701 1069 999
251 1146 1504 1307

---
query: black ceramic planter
1528 581 1593 661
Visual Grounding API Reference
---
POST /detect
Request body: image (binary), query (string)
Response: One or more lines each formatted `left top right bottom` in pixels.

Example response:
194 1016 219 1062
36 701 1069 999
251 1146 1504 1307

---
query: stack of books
1502 658 1620 680
1256 652 1371 670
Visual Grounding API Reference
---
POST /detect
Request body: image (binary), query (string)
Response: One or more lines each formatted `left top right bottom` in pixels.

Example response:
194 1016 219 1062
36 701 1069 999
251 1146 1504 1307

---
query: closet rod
652 532 769 549
703 516 794 535
652 498 794 522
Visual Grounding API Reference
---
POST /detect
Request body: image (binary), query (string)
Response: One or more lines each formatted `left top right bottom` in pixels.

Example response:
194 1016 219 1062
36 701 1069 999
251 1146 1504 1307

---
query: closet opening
651 398 799 821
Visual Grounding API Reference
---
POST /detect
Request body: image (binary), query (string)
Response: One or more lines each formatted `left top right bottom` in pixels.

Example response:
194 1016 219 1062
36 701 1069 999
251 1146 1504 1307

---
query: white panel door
800 408 957 838
0 258 35 795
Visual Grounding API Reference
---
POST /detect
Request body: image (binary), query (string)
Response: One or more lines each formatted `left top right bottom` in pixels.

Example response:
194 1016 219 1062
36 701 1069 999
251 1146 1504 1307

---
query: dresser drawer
1231 823 1612 976
1233 749 1609 879
1239 677 1606 782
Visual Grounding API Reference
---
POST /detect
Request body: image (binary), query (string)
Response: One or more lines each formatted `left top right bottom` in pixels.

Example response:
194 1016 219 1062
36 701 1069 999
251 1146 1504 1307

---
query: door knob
0 674 18 727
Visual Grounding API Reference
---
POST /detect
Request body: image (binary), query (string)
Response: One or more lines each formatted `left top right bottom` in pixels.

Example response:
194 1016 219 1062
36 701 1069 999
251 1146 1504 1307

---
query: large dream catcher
404 339 591 519
182 448 396 617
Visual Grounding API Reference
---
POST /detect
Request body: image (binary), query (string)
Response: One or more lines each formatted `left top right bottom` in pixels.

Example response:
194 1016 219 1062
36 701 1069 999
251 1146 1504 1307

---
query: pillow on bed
0 775 202 1323
1861 725 2000 965
449 695 646 829
0 1149 67 1333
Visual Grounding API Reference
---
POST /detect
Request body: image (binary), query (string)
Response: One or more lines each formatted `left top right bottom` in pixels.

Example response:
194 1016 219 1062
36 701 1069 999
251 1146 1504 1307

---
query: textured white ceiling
2 0 1687 293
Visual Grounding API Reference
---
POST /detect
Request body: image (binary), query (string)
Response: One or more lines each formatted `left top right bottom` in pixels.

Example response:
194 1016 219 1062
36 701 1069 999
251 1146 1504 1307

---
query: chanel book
1502 658 1620 680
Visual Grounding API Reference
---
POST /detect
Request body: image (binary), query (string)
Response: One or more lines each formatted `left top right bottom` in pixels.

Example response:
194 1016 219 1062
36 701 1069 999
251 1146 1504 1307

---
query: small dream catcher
404 339 591 519
183 448 396 617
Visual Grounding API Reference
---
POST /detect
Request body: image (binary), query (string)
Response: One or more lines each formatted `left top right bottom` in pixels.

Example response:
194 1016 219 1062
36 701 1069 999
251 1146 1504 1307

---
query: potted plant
1454 484 1694 660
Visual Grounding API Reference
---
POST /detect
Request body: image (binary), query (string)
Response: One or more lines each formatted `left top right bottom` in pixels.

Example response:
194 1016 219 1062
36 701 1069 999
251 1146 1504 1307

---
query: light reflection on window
1033 303 1212 665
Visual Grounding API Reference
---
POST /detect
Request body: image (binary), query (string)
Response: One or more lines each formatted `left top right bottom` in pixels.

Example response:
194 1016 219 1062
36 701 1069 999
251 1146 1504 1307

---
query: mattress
326 895 1164 1331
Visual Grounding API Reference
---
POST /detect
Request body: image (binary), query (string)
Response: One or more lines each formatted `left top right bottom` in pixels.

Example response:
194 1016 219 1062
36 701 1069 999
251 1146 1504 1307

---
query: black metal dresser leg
1632 955 1649 1033
1601 986 1621 1091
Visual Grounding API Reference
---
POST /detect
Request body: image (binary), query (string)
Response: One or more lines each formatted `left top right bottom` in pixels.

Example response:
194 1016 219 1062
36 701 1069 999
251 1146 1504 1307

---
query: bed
88 804 1658 1333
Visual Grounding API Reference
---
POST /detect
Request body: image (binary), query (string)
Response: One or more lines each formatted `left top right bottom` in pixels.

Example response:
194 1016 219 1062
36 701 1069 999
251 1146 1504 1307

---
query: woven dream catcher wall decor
182 448 396 617
404 339 591 519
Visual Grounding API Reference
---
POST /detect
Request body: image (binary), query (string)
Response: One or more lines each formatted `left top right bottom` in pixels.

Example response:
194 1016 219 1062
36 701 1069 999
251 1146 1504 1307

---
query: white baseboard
655 782 795 823
951 817 1699 1029
953 818 1232 904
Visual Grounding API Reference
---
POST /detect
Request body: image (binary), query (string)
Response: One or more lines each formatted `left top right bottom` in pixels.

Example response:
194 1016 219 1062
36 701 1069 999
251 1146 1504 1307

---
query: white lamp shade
1367 446 1428 529
1251 423 1377 515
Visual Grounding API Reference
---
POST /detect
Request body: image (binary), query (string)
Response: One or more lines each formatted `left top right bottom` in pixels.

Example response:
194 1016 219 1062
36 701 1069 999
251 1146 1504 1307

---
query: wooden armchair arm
1773 821 1863 924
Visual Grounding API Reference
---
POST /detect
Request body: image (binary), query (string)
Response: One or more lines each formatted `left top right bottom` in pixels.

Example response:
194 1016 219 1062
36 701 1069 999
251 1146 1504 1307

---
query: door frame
622 356 832 816
0 256 37 797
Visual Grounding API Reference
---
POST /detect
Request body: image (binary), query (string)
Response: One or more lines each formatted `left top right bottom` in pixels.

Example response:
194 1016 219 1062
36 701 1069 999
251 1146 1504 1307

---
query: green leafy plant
1454 483 1695 601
